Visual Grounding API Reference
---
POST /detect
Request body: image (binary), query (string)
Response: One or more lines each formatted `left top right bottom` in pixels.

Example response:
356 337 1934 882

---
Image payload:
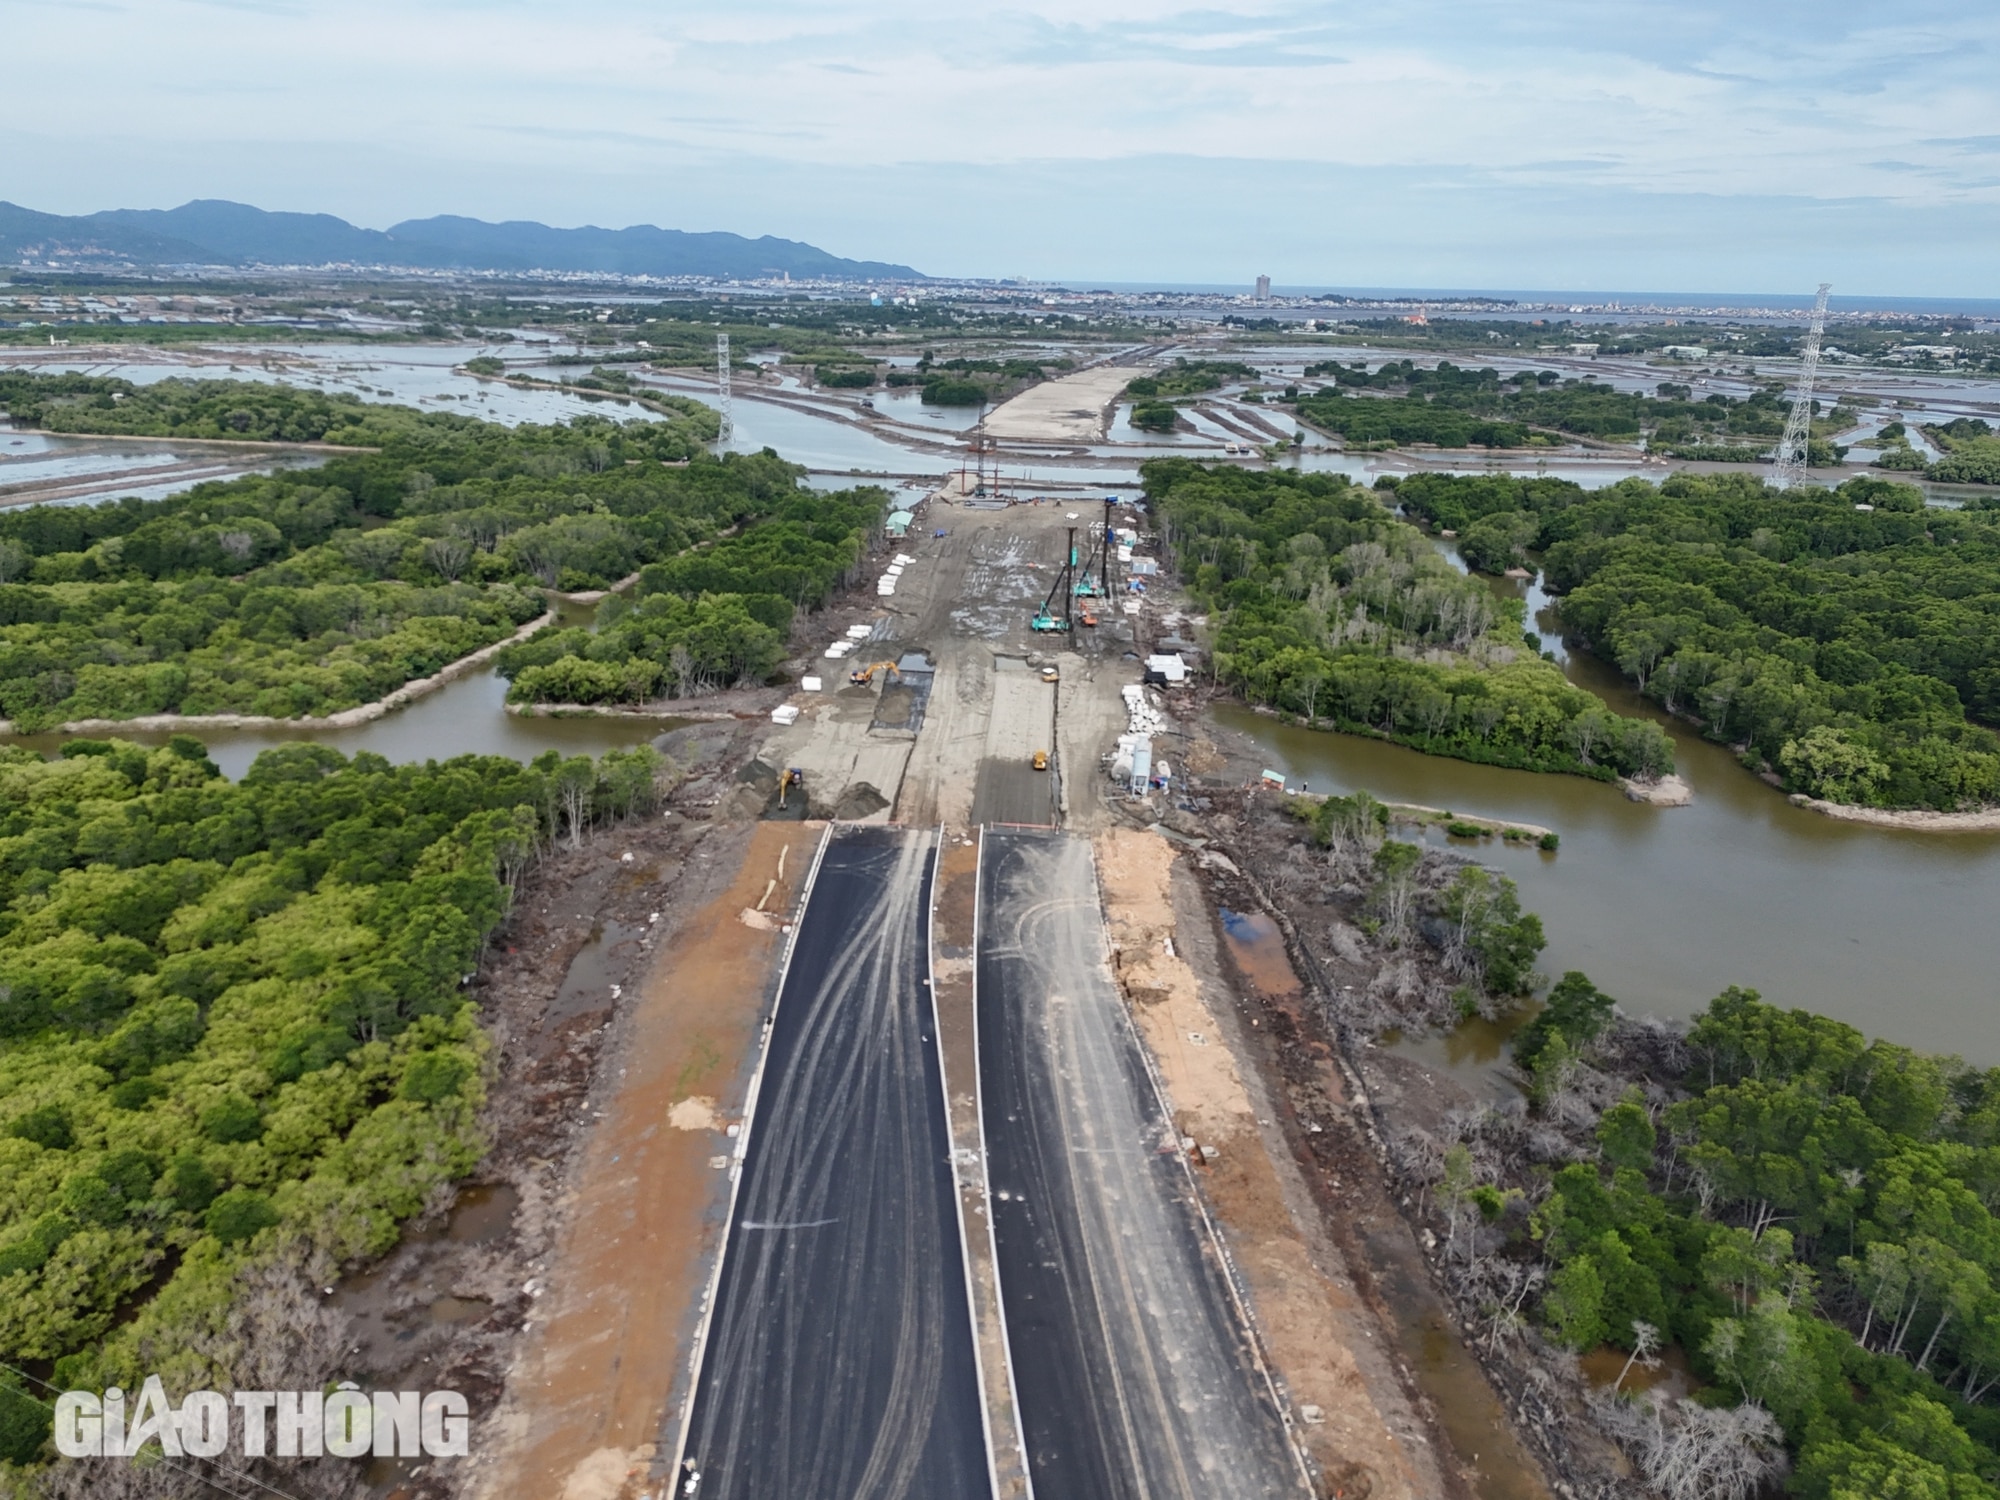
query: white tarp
1145 653 1187 683
771 705 800 724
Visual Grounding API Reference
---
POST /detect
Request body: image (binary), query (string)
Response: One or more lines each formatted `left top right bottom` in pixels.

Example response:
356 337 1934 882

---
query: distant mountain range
0 199 922 281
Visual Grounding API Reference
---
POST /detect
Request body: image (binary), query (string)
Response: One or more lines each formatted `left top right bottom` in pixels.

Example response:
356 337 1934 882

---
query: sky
6 0 1999 296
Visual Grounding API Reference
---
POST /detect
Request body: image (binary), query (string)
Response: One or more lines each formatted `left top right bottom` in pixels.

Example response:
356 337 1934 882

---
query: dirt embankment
983 363 1152 443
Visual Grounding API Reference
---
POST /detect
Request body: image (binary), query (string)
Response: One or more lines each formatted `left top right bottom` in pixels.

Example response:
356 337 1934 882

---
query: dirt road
983 363 1153 443
762 497 1141 832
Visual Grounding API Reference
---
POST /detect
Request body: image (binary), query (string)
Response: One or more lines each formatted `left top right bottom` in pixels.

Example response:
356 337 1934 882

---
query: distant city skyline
6 1 1998 296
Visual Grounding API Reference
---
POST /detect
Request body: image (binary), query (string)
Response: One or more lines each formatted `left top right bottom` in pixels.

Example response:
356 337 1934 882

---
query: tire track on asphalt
977 827 1305 1500
678 826 990 1499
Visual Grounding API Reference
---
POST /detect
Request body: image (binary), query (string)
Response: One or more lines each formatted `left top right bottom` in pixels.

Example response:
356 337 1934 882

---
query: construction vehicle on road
1032 749 1049 771
1040 665 1059 683
848 660 902 686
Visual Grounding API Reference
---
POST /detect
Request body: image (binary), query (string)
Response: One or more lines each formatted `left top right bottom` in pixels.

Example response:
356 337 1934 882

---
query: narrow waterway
1 663 678 781
1214 673 2000 1060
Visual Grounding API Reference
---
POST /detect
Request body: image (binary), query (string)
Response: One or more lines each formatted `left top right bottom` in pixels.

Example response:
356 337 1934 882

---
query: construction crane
847 660 902 686
1770 283 1832 490
716 333 733 447
1031 528 1076 632
1074 500 1116 600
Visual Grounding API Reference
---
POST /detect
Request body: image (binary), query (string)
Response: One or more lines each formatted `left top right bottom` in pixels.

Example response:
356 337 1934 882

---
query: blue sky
7 0 1999 294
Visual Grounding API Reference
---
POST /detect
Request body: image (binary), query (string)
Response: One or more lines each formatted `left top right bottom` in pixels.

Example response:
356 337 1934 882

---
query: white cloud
4 0 1996 289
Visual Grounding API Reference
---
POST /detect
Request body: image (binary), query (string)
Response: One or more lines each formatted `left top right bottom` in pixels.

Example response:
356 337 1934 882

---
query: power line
1770 282 1832 490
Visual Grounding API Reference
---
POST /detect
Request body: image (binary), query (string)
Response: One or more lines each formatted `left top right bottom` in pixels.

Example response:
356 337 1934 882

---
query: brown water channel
2 664 675 780
1214 658 2000 1063
1 597 684 778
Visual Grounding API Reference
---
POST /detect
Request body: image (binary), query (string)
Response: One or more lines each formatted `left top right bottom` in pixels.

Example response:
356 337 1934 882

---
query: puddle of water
1363 1225 1554 1500
541 919 643 1032
329 1183 520 1384
1578 1341 1696 1398
445 1182 521 1246
1380 1008 1538 1100
428 1295 493 1325
1217 906 1304 998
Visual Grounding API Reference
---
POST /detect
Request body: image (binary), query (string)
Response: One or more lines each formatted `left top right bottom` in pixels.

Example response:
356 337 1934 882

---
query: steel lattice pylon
1770 282 1833 490
715 332 732 447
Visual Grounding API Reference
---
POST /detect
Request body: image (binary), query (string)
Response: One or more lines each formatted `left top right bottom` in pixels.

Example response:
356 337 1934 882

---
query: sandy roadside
983 364 1152 443
1093 825 1441 1500
473 819 825 1500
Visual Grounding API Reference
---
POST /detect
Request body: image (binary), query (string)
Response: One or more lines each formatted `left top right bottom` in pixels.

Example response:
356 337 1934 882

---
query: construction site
435 411 1473 1500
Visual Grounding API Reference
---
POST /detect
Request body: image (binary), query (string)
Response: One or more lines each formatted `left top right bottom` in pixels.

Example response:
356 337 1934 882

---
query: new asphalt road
977 827 1306 1499
677 825 992 1500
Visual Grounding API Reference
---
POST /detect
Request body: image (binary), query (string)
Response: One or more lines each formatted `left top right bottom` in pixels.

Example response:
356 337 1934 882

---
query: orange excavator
848 660 902 687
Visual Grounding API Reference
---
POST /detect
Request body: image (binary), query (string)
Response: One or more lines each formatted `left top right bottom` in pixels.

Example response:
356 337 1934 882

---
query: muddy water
330 1183 519 1383
1218 907 1304 997
539 918 644 1033
1215 673 2000 1062
1 665 678 779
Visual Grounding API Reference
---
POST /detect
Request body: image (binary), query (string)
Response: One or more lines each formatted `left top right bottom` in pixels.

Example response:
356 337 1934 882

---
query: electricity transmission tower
1770 282 1832 490
715 333 733 447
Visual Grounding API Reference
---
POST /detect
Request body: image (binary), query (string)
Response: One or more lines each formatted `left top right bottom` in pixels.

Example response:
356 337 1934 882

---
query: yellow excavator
778 768 804 807
848 660 902 687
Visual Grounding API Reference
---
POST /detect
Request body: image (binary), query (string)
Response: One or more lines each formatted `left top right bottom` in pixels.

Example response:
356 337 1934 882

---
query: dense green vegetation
1297 792 1547 1002
915 353 1071 406
814 364 877 389
1291 361 1851 458
1928 419 2000 486
0 736 673 1470
1394 471 2000 809
1125 359 1259 401
0 373 438 446
1144 460 1673 781
0 579 542 728
496 487 887 705
1126 360 1261 432
0 377 814 730
1514 985 2000 1496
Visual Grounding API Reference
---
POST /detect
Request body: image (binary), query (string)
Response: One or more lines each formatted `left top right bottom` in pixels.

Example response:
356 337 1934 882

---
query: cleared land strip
976 826 1308 1499
983 363 1153 442
676 824 993 1499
